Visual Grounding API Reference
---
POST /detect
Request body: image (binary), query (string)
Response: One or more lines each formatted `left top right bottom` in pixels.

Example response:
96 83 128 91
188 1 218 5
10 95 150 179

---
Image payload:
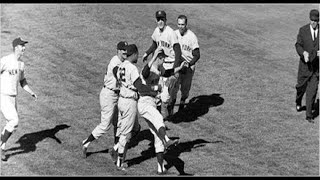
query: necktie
314 30 317 41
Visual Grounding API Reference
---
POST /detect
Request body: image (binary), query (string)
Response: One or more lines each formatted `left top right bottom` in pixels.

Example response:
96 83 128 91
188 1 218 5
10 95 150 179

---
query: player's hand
32 93 38 101
154 48 163 56
303 51 309 62
142 53 148 62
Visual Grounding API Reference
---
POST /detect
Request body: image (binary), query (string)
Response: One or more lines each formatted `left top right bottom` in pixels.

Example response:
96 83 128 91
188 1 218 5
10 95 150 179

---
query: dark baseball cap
117 41 128 50
310 9 319 21
125 44 138 56
12 37 28 48
156 10 166 19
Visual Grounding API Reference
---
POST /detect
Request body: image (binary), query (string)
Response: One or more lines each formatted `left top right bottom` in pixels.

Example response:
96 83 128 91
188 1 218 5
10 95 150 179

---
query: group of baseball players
0 10 200 175
81 10 200 174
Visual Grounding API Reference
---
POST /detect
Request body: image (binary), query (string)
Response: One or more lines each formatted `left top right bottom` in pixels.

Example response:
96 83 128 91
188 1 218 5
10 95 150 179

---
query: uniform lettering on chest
158 40 171 49
182 44 192 52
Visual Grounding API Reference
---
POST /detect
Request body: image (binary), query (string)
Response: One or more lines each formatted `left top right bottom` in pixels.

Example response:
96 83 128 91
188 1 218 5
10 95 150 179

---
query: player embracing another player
138 47 187 174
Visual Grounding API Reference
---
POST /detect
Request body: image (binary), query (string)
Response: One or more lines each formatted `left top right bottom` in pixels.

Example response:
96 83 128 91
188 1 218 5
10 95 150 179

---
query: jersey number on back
118 67 126 82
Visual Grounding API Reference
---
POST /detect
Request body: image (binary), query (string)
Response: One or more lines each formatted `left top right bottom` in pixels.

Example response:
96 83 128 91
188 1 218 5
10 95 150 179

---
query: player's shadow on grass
126 138 223 175
168 93 224 124
5 124 70 159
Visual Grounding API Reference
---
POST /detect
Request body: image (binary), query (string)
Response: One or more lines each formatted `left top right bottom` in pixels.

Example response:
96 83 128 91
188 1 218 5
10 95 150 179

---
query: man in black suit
295 9 319 123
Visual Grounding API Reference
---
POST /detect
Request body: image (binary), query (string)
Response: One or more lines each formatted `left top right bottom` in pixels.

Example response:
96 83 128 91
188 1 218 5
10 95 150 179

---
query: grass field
0 3 319 176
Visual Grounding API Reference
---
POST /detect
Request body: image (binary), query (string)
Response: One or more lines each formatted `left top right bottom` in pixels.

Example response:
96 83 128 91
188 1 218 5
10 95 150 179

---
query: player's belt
163 61 174 63
104 85 120 94
119 94 139 101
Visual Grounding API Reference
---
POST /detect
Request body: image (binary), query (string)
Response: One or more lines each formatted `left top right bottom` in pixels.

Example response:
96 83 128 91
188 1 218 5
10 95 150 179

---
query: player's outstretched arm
143 40 157 62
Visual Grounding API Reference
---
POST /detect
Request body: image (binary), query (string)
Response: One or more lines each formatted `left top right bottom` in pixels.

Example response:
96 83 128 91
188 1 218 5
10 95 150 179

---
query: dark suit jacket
295 24 319 78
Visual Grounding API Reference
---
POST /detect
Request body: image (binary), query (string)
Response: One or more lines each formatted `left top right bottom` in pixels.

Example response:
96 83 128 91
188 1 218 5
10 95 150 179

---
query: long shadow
5 124 70 159
126 138 223 175
168 93 224 124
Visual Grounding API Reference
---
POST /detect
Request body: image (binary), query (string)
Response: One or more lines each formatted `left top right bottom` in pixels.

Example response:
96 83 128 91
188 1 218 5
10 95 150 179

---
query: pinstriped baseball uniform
1 54 26 133
173 28 199 101
151 25 179 104
91 55 122 139
116 60 140 154
138 64 165 153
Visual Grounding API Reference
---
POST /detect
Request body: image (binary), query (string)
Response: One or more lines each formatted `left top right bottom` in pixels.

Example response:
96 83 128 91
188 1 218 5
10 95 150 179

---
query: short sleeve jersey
175 29 199 63
0 54 25 96
117 60 140 99
151 25 179 69
103 55 123 91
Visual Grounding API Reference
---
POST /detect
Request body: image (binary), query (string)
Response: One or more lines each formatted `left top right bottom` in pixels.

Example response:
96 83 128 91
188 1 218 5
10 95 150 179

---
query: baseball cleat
116 163 128 172
81 144 87 158
165 139 179 150
1 149 7 161
109 148 118 164
157 168 168 175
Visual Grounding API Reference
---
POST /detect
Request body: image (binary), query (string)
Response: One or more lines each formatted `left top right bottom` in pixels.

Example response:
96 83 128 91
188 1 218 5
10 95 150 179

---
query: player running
81 41 128 159
142 10 183 120
172 15 200 112
0 37 38 161
138 47 187 174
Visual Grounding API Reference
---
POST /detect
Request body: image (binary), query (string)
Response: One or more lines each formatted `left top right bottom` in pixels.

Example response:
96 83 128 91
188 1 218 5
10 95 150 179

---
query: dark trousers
296 73 319 118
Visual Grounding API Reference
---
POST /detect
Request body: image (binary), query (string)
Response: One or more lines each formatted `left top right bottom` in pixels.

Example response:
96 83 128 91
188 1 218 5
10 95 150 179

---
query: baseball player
0 37 38 161
142 10 183 120
172 15 200 112
138 47 187 174
113 44 141 171
81 41 128 159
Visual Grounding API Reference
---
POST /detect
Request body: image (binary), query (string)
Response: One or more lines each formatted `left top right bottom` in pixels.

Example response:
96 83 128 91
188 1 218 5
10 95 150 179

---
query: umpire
295 9 319 123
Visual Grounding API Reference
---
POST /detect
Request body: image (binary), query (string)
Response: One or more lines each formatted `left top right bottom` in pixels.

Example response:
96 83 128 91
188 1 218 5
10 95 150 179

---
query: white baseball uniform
116 60 140 154
138 64 165 153
151 25 180 104
173 29 199 101
91 55 122 139
0 53 25 132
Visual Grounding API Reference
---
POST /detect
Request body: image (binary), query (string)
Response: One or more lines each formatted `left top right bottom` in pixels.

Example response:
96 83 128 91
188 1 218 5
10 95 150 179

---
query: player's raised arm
142 40 157 62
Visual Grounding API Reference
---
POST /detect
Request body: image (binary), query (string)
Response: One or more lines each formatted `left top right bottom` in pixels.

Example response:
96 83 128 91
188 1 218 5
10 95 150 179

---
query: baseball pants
116 97 139 154
0 94 19 133
138 96 165 153
173 65 195 101
91 87 119 139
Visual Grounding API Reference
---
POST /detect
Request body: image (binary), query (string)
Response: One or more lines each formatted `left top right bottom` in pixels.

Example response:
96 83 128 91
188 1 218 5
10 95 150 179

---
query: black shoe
296 105 302 112
1 149 7 161
306 117 314 123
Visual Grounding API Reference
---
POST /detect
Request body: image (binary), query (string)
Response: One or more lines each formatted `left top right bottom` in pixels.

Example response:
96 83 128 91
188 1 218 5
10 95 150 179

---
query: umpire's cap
156 10 166 19
12 37 28 48
125 44 138 56
310 9 319 21
117 41 128 50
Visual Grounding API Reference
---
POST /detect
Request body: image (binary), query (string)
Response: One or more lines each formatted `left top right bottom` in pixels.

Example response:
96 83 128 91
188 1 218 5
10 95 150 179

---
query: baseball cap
117 41 128 50
155 10 166 19
12 37 28 48
125 44 138 56
309 9 319 21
